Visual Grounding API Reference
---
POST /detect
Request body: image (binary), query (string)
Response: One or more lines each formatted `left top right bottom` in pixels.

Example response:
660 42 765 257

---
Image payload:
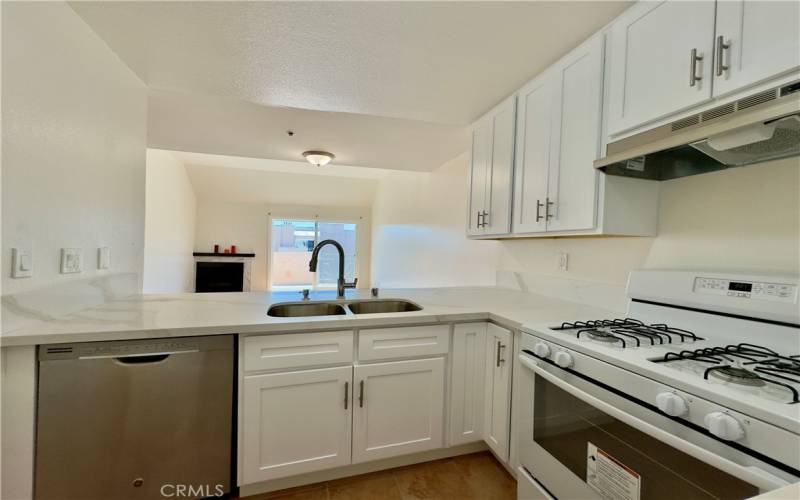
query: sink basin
268 302 347 317
347 299 422 314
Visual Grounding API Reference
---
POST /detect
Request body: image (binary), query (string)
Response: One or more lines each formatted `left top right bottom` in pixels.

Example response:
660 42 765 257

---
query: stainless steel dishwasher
35 335 234 499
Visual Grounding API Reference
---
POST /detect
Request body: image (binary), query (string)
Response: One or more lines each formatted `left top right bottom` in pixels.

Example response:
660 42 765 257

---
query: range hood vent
597 80 800 180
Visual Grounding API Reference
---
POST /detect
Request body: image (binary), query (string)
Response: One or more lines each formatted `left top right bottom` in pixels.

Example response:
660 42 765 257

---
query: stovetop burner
552 318 702 348
708 366 767 387
586 330 622 343
654 343 800 404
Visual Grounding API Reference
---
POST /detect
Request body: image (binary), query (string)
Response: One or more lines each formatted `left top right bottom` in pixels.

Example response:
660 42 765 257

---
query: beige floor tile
328 470 402 500
453 452 516 500
247 483 329 500
242 451 516 500
393 458 474 500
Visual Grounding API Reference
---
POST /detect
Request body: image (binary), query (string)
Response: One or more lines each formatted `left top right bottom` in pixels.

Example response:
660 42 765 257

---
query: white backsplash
496 270 627 313
1 273 141 334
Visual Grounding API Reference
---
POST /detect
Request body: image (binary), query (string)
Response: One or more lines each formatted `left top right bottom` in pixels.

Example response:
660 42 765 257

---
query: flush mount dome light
302 150 335 166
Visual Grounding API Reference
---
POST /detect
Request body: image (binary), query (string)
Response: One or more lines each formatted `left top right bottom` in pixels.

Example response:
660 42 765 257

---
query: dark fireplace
195 262 244 293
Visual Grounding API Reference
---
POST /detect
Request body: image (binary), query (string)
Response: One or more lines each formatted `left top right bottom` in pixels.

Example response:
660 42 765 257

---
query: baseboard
238 441 488 497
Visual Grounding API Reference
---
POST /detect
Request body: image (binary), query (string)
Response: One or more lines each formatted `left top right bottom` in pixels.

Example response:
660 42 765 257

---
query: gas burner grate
553 318 702 348
654 343 800 404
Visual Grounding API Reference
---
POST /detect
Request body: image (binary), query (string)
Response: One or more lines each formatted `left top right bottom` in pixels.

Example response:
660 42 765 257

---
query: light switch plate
11 248 32 278
97 247 110 270
60 248 83 274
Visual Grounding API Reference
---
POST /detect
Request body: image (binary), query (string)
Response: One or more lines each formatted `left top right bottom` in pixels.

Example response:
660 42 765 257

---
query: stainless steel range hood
596 80 800 180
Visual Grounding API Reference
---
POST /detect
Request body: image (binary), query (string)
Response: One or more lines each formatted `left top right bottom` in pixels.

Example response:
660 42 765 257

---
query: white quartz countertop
0 287 619 346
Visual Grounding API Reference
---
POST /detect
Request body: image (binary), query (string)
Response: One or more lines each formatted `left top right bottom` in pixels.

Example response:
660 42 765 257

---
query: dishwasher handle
114 354 171 364
78 349 199 362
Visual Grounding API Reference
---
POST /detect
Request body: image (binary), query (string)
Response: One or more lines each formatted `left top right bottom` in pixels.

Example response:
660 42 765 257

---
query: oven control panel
694 277 797 303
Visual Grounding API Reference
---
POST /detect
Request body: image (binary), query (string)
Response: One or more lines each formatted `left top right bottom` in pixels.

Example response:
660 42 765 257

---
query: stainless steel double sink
267 299 422 317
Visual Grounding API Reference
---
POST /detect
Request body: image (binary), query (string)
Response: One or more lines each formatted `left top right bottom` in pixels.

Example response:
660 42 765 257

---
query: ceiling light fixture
302 150 335 167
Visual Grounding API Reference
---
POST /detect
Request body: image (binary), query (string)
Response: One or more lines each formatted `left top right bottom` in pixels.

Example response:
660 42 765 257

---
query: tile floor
243 452 516 500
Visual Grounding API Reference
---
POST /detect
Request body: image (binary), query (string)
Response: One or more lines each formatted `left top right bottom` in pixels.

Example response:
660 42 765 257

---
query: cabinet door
512 72 557 234
242 366 352 483
607 1 716 136
714 0 800 97
483 324 512 461
450 323 487 445
484 95 516 236
352 358 444 463
546 35 604 232
467 119 491 236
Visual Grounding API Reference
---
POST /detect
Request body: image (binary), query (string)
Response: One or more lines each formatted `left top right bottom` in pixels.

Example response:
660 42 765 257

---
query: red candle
213 244 219 253
231 245 237 254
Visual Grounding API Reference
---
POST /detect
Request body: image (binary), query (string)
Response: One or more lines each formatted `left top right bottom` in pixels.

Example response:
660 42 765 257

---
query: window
270 219 357 290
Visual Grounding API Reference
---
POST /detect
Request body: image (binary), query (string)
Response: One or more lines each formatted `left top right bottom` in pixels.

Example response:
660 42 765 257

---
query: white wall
371 153 498 288
195 201 372 291
185 162 378 207
1 1 147 333
143 150 197 293
1 2 147 498
497 157 800 285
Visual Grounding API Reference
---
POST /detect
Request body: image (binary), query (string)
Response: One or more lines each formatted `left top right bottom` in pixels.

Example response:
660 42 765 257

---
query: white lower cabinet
352 357 445 463
483 324 512 461
241 366 353 483
449 323 487 445
240 323 516 487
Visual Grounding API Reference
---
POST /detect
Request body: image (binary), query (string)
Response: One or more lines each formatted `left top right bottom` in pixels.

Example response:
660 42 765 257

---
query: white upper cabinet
467 121 491 236
513 34 616 235
546 34 605 232
713 0 800 98
512 73 556 234
467 95 516 236
606 1 717 136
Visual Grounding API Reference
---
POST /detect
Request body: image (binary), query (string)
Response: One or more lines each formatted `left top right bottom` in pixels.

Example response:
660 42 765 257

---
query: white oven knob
655 392 688 417
533 342 551 358
554 351 573 368
704 412 745 441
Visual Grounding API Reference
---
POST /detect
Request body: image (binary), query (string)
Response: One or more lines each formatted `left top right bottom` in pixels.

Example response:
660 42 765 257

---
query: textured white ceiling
147 89 468 172
71 1 631 125
171 151 393 179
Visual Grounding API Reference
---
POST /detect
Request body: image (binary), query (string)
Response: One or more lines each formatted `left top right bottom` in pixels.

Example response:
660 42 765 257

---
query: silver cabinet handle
536 200 544 222
690 48 703 87
359 380 364 408
481 210 489 228
545 198 554 220
716 35 730 77
496 341 506 367
476 211 484 228
344 381 349 410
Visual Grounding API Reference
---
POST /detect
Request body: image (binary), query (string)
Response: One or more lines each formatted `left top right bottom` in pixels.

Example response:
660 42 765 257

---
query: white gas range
516 270 800 500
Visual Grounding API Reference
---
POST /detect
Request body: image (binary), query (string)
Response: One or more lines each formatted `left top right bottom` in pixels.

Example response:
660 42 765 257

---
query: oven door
516 351 789 500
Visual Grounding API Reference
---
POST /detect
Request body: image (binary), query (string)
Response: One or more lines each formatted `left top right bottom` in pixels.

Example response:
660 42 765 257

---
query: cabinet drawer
358 325 450 361
243 331 354 372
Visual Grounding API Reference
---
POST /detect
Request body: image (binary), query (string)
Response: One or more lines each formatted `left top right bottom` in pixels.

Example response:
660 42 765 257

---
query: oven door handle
518 354 790 491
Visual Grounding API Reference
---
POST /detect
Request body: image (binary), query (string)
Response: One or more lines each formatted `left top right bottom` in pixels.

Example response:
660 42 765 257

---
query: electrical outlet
11 248 32 278
559 252 569 272
60 248 83 274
